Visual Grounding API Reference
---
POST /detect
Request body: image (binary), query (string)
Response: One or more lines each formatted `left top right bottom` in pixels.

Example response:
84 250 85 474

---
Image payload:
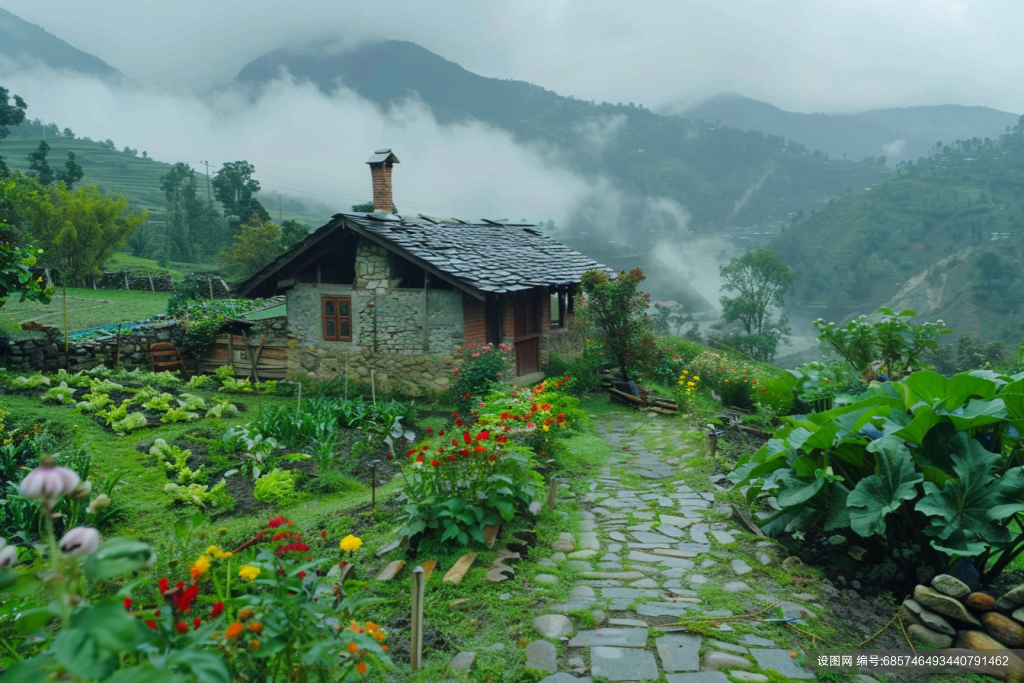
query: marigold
249 639 260 651
356 660 367 675
238 565 261 581
238 607 255 621
248 621 264 634
225 622 244 640
176 620 189 634
348 641 358 654
340 535 362 552
191 554 211 580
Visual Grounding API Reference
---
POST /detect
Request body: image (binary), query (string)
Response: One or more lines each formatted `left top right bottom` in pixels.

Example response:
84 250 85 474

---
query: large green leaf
823 482 852 531
898 371 948 410
893 405 939 446
775 471 825 508
83 539 156 581
945 398 1006 432
847 438 923 537
915 436 1017 556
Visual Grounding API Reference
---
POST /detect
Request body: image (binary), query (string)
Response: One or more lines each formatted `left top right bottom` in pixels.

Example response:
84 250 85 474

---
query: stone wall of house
0 322 186 373
284 238 464 393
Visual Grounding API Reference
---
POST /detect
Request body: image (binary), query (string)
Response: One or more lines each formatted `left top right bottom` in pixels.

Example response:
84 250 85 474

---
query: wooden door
513 291 541 375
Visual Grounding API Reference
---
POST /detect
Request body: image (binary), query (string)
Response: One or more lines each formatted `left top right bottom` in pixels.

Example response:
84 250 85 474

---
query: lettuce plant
43 382 77 405
112 412 149 436
253 468 301 504
12 374 50 390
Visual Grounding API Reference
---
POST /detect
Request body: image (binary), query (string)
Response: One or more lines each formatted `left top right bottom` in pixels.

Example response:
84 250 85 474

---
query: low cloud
882 139 906 156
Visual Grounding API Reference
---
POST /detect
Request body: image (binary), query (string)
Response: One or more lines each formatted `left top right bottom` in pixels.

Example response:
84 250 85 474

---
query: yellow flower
191 554 211 580
340 535 362 552
206 545 221 556
687 381 695 387
542 425 549 432
238 565 261 581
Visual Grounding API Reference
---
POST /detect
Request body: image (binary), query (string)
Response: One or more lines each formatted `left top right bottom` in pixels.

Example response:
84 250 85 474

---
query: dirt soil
385 612 451 662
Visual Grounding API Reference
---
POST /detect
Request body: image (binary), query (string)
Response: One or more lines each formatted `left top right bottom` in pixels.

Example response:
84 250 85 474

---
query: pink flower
58 527 101 556
471 353 480 358
19 457 80 503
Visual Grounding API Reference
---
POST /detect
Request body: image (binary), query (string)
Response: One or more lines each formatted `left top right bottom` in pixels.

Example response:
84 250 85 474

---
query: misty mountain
0 5 122 79
667 93 1019 165
236 39 891 239
774 126 1024 344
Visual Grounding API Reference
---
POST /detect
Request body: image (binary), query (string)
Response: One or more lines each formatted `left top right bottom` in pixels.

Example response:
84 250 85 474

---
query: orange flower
356 661 367 675
238 607 254 621
347 641 358 654
249 639 260 651
247 622 263 634
373 630 385 642
225 622 244 640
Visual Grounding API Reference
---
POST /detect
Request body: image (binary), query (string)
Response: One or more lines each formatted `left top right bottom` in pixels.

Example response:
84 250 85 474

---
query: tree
212 161 270 230
280 219 309 249
160 162 227 261
55 152 84 189
101 139 115 150
27 141 55 186
717 248 795 360
0 178 52 310
221 219 282 277
26 184 148 284
578 268 659 381
0 87 28 176
351 201 397 213
62 128 74 139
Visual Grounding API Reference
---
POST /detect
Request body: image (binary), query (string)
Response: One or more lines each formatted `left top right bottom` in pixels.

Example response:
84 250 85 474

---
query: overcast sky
3 0 1021 113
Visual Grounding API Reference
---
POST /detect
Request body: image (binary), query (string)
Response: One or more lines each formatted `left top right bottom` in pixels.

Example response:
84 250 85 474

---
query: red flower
451 412 458 418
762 387 767 392
459 448 470 457
193 617 202 630
474 446 486 453
169 584 199 614
438 429 445 436
211 601 225 618
386 452 393 459
476 430 490 441
447 455 456 461
407 447 418 457
557 413 564 419
275 543 311 556
321 530 328 539
154 609 161 617
145 620 157 630
176 621 189 634
159 577 169 594
426 427 432 435
298 571 307 579
564 376 570 381
124 597 133 611
272 531 302 542
451 439 458 447
430 460 440 467
268 516 288 528
415 455 425 463
488 455 496 462
455 418 463 426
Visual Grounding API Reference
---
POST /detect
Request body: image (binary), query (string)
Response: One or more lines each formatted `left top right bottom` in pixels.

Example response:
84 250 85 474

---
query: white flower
87 494 111 515
19 457 80 502
59 527 101 556
0 545 17 569
71 480 92 499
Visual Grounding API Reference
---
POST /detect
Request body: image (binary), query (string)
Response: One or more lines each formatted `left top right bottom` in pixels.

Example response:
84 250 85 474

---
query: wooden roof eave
341 217 486 301
234 217 345 298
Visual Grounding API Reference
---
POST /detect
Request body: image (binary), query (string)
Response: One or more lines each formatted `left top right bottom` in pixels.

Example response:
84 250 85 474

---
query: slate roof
345 213 609 293
236 212 611 298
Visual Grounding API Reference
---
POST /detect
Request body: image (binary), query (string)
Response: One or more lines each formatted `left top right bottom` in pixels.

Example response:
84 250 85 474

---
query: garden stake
369 460 381 512
371 370 376 404
547 478 558 512
410 566 425 669
114 322 122 371
345 353 349 401
296 381 302 414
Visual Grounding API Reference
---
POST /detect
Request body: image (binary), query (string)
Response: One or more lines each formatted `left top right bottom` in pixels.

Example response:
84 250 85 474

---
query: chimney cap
366 149 400 165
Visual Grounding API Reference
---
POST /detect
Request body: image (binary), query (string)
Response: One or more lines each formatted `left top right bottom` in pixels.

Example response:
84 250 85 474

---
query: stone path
528 412 824 682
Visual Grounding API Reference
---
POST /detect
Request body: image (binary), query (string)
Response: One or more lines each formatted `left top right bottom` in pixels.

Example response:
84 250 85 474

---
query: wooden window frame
550 290 566 329
322 296 352 342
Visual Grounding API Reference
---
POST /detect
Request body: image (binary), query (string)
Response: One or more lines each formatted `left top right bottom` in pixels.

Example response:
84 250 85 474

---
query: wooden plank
442 553 477 584
483 524 500 548
417 560 437 583
375 560 405 581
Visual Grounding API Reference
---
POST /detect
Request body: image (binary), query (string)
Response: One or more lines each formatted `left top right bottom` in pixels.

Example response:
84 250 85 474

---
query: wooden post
114 322 123 371
344 353 349 401
147 271 155 292
410 566 425 670
208 277 214 300
547 477 558 512
371 370 376 404
296 381 302 414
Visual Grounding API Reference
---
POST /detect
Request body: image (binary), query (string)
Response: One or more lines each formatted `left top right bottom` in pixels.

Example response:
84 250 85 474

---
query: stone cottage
235 149 609 393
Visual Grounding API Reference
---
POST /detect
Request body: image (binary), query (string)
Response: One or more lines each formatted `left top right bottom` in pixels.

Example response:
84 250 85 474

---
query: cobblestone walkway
528 412 841 683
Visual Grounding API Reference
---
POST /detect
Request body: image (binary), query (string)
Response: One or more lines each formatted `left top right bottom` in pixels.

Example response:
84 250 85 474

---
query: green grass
0 287 170 336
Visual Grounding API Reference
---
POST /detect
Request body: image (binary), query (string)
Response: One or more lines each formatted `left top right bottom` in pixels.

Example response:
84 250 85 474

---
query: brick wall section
462 294 487 346
501 296 516 343
370 165 394 212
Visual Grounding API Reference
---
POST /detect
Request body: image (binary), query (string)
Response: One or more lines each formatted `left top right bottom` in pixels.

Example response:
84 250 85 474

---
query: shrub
731 370 1024 583
544 341 607 396
577 267 659 381
447 343 514 411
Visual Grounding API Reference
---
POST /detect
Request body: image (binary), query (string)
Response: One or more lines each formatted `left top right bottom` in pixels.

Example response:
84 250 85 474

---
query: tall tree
280 219 310 249
56 152 84 189
578 268 659 382
221 219 282 276
212 160 270 230
717 248 795 360
27 141 55 186
0 177 53 310
160 162 226 261
27 184 148 284
0 87 28 176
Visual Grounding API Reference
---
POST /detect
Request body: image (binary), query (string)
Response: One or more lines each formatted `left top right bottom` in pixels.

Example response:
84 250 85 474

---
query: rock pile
901 574 1024 657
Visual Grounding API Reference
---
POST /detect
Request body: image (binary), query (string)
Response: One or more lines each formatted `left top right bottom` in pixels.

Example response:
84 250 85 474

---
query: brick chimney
366 148 400 213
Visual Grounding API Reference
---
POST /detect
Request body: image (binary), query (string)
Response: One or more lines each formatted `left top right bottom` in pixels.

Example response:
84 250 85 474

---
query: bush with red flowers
446 343 515 412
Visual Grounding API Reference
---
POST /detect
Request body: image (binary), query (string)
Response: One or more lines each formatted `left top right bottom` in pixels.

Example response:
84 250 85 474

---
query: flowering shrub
447 343 514 411
2 461 390 682
688 350 792 413
677 369 702 408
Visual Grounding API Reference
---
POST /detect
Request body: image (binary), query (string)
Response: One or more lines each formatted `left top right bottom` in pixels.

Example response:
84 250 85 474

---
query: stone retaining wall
0 322 186 373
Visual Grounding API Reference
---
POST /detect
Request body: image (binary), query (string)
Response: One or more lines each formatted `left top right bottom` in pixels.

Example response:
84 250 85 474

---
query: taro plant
731 369 1024 583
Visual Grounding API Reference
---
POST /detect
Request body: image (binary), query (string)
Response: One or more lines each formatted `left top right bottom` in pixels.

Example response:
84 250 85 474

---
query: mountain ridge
0 5 122 79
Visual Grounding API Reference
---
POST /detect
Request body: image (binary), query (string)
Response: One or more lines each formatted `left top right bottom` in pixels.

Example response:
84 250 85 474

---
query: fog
6 0 1024 114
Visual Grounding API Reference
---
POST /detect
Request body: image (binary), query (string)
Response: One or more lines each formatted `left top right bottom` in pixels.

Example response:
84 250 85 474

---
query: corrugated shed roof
344 213 610 292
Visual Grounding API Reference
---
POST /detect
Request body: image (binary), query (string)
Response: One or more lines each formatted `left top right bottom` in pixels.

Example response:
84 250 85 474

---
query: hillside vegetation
775 125 1024 342
237 39 892 238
